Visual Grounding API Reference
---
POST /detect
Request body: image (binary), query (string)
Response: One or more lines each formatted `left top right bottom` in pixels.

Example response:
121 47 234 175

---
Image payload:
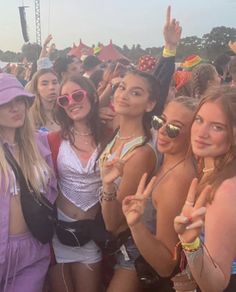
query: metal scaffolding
35 0 41 45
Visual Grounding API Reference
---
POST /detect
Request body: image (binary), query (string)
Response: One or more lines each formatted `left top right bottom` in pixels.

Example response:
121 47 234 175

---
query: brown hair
193 85 236 201
55 75 107 148
192 64 217 99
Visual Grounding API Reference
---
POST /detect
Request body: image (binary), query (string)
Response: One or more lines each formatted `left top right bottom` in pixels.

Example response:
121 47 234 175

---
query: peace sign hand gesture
163 6 182 50
174 178 212 243
122 173 156 227
102 143 127 190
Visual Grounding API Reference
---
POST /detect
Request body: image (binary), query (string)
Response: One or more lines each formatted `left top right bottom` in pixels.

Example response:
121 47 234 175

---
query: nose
195 123 209 138
158 123 168 136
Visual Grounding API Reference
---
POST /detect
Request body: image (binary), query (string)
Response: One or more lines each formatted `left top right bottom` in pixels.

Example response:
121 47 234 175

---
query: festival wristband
163 47 176 58
181 237 201 252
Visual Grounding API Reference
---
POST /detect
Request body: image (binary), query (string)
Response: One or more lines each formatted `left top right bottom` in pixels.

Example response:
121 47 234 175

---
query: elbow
153 261 177 278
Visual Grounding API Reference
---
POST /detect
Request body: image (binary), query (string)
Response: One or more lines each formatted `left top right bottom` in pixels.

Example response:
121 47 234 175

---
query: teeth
71 107 82 112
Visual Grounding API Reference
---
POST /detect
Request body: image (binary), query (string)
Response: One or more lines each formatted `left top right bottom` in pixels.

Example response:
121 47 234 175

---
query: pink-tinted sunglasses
57 89 87 108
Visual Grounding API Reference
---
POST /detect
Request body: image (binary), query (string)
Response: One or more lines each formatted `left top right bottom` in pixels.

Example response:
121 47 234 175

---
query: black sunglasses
151 116 181 138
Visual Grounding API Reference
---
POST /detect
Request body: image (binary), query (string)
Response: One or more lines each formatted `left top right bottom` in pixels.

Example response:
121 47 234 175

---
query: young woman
0 73 57 292
48 75 107 292
174 86 236 292
118 97 198 291
99 69 159 292
29 68 60 132
192 64 221 99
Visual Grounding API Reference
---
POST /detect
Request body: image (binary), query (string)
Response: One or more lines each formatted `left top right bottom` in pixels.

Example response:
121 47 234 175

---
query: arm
187 180 236 291
130 170 193 277
175 178 236 292
101 146 156 232
153 6 182 115
39 35 53 59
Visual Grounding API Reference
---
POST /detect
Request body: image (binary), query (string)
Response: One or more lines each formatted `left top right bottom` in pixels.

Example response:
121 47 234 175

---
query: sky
0 0 236 52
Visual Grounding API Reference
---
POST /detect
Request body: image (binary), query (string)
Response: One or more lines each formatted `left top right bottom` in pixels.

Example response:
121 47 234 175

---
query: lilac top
0 132 58 264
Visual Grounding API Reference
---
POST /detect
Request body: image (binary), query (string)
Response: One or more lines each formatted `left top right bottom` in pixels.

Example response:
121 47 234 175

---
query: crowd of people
1 6 236 292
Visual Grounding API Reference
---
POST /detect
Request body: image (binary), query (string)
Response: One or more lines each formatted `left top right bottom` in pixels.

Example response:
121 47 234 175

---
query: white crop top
57 140 101 211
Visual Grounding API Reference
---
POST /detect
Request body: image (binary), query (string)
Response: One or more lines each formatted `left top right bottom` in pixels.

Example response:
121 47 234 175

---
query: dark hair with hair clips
55 75 107 149
192 64 217 99
194 85 236 201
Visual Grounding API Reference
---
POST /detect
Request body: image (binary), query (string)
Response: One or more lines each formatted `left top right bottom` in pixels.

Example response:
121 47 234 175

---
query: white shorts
52 209 102 264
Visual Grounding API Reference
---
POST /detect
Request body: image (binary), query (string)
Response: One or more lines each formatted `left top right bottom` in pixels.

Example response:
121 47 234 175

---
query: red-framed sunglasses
57 89 87 108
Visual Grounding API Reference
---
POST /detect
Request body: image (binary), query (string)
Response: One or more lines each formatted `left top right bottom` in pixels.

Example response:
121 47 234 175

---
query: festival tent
68 39 93 58
97 40 127 62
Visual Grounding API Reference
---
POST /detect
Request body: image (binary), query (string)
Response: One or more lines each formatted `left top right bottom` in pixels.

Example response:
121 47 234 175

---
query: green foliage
1 26 235 64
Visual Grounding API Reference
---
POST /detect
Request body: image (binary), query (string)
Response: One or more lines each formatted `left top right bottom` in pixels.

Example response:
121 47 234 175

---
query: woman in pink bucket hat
0 73 57 292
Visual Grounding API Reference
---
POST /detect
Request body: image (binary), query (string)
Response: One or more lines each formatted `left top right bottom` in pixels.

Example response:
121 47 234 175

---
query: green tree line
0 26 235 64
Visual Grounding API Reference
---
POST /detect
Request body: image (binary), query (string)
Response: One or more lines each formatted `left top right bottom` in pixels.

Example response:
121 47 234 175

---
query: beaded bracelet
181 237 201 252
99 187 117 202
163 47 176 58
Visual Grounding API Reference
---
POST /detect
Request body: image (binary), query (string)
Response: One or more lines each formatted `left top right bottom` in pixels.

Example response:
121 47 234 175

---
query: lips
157 136 170 146
193 139 211 148
117 101 129 107
12 114 23 121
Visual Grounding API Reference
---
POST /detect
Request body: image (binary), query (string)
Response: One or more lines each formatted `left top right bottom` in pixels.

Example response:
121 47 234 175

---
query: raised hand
163 6 182 50
43 34 53 48
101 143 126 190
122 173 156 227
174 178 212 243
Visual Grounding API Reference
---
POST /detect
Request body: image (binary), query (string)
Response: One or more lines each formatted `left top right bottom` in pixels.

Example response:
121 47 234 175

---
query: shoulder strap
47 131 62 173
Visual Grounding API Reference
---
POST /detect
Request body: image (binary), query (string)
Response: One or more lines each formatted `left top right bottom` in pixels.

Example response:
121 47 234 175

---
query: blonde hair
29 69 58 129
0 106 50 194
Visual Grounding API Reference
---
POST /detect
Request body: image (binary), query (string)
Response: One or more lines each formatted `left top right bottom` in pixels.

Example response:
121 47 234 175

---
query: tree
202 26 236 61
21 43 42 62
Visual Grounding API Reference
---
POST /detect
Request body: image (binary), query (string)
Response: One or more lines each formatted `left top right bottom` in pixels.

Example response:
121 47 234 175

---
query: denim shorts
114 236 140 270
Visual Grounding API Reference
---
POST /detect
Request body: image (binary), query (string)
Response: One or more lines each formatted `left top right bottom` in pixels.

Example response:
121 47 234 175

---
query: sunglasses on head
57 89 87 108
151 115 181 138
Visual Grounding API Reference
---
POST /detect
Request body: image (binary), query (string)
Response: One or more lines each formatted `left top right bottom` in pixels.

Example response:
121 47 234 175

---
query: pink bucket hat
0 73 34 106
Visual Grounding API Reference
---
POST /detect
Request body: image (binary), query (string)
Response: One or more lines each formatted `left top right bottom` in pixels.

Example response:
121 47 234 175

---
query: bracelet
99 186 117 202
181 237 201 252
163 47 176 58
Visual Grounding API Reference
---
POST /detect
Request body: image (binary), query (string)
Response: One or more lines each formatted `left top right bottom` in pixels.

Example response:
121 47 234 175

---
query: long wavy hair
194 85 236 201
55 75 107 149
29 68 59 129
0 100 50 194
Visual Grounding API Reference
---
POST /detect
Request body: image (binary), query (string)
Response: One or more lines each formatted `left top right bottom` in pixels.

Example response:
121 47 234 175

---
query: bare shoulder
214 176 236 203
125 143 156 166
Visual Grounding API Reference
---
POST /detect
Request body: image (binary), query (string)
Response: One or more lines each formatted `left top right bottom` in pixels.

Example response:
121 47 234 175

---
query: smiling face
37 72 59 103
113 73 156 118
60 81 91 122
157 101 194 155
0 96 26 130
191 101 231 159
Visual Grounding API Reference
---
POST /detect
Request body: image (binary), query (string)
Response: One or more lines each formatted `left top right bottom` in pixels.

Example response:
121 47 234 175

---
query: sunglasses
57 89 87 108
151 115 181 138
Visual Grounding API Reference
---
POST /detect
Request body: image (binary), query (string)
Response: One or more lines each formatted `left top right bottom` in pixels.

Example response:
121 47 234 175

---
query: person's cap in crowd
174 71 192 90
82 55 101 71
0 73 34 106
138 55 157 72
181 55 202 71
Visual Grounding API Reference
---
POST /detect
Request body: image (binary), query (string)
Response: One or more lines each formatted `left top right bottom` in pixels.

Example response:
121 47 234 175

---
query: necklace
203 167 214 173
116 131 135 140
73 129 92 136
155 158 185 188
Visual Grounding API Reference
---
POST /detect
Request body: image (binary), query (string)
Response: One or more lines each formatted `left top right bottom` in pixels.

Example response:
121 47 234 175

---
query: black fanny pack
55 210 113 247
3 144 57 244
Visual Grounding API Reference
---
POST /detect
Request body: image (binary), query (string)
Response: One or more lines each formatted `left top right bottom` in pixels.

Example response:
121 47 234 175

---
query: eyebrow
196 114 227 128
119 82 145 92
162 114 185 126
